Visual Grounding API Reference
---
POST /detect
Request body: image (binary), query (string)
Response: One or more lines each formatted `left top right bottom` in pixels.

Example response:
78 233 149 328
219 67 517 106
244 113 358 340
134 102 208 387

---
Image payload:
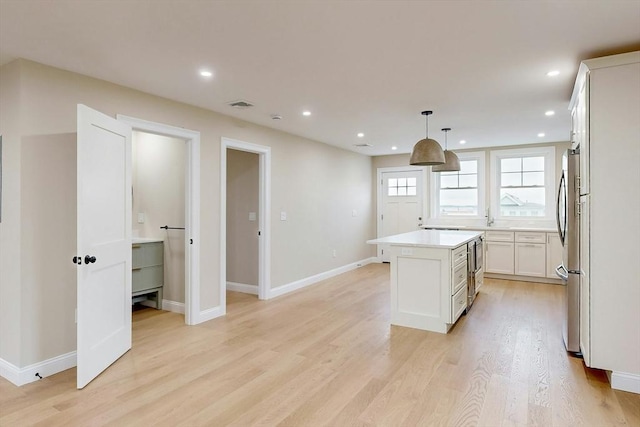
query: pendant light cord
425 116 429 139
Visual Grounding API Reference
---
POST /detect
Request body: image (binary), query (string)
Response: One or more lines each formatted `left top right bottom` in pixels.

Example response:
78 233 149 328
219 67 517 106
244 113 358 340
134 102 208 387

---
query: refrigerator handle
555 264 569 281
556 172 565 246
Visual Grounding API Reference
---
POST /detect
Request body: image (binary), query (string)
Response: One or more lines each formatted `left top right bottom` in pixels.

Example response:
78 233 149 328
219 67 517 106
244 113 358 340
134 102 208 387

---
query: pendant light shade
432 127 461 172
410 111 445 166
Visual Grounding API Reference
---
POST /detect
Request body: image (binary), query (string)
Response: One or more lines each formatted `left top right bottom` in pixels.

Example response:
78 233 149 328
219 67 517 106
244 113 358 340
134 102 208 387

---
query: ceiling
1 1 639 156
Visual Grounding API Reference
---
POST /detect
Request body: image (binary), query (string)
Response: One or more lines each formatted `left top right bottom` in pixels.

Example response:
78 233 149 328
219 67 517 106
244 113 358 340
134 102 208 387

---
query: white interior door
77 104 132 389
380 170 423 262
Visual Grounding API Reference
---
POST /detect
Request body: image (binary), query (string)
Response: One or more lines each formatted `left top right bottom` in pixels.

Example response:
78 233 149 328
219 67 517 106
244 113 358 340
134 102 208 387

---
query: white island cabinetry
368 230 482 334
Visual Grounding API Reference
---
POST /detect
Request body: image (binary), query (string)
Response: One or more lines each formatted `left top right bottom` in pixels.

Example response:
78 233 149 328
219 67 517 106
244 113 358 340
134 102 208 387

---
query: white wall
0 59 374 368
132 132 186 303
226 149 259 288
0 60 23 366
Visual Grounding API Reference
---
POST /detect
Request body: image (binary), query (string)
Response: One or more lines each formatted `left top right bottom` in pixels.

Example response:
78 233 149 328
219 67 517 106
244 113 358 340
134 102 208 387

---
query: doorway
377 166 426 262
117 115 201 325
220 137 271 310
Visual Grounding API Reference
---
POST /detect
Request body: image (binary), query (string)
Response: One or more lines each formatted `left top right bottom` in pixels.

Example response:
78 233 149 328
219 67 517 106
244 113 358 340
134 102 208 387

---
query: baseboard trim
227 281 259 295
196 305 225 324
0 352 77 387
269 257 377 299
608 370 640 394
485 273 563 285
162 299 185 314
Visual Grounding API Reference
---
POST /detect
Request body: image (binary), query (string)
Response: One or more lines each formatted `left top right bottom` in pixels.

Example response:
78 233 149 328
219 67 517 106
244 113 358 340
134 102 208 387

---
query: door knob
84 255 97 264
72 256 82 265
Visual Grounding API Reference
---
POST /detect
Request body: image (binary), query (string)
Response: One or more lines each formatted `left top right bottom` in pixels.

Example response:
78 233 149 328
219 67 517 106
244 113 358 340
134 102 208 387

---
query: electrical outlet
332 249 337 258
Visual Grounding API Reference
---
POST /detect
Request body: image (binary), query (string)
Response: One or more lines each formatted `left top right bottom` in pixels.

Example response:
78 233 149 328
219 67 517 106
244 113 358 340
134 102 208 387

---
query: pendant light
409 111 445 166
432 127 461 172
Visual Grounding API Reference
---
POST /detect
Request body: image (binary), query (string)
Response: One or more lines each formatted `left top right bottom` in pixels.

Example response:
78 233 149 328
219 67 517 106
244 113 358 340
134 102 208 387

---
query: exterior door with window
379 170 423 262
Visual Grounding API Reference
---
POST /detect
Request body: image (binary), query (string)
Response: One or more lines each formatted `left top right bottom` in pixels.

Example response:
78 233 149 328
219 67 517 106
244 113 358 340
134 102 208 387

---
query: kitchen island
368 229 483 334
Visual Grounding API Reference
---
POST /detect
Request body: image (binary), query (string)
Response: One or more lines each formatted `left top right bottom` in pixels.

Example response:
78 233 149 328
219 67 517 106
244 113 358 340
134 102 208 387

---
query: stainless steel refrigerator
555 148 581 354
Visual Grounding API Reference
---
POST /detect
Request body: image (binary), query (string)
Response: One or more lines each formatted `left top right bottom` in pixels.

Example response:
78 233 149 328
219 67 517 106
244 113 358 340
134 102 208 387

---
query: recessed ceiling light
200 70 213 77
357 132 364 138
546 70 560 77
302 111 311 116
545 110 555 116
459 140 466 145
538 133 545 137
391 146 398 150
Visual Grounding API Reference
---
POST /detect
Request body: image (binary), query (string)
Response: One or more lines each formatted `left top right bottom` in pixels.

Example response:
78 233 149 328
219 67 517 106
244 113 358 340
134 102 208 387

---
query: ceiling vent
354 143 373 148
227 100 254 109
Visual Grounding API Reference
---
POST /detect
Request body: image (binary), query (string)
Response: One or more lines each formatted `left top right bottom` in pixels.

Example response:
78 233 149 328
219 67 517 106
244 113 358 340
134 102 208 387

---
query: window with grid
436 159 481 216
387 177 417 196
491 146 555 220
499 156 546 217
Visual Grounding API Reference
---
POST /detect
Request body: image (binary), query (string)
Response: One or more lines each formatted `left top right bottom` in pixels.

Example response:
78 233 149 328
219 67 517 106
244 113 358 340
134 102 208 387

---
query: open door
76 104 132 389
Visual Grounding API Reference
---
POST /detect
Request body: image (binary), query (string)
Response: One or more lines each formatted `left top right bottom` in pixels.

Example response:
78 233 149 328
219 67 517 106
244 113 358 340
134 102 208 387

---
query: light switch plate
352 209 357 217
249 212 257 221
401 248 413 256
137 213 145 224
280 211 287 221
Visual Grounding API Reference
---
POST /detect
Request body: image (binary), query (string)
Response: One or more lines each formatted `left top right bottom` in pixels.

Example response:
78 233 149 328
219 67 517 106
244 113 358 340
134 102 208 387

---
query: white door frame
376 166 428 260
220 137 271 306
117 114 201 325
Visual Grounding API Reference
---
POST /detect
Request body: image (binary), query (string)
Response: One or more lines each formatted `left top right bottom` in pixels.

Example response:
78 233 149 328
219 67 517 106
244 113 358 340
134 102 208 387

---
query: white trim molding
227 282 259 295
197 306 225 324
608 371 640 394
0 352 77 387
162 299 186 314
269 257 377 299
116 114 201 326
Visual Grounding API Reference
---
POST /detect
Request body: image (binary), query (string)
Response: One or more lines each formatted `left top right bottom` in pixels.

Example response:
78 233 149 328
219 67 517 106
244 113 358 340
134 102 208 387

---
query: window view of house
499 156 545 217
438 160 479 216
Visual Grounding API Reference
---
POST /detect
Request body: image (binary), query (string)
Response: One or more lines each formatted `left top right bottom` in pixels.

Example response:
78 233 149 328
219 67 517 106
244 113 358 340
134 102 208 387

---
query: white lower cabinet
485 241 514 274
515 243 546 277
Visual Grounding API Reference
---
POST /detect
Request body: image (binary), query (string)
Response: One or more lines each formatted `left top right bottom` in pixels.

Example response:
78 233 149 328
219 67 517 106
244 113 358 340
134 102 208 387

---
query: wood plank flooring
1 263 638 426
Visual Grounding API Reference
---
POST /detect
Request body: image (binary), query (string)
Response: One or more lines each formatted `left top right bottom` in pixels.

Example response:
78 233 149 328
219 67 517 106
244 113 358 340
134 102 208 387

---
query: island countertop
367 229 483 249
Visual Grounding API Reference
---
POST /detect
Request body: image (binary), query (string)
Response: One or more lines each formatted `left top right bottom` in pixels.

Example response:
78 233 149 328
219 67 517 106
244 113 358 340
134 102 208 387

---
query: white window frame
490 146 556 221
430 151 486 219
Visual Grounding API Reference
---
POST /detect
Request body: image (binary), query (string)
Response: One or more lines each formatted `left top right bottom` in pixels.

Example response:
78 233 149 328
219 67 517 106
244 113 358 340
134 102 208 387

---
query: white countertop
132 237 164 244
367 229 483 249
423 225 557 233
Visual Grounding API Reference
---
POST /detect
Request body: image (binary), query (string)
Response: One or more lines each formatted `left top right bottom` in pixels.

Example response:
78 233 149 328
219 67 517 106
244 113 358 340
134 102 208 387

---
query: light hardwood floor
1 263 638 426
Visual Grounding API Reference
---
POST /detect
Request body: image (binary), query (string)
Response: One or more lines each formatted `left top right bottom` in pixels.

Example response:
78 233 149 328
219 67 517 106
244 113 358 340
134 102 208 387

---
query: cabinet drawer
132 242 163 268
485 231 514 242
452 262 467 295
452 245 468 267
515 232 546 244
132 265 164 292
451 285 467 323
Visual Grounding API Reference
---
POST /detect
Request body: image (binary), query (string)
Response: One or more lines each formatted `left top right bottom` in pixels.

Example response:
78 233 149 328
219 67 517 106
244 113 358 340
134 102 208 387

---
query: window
432 151 485 217
490 147 555 220
388 177 417 196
